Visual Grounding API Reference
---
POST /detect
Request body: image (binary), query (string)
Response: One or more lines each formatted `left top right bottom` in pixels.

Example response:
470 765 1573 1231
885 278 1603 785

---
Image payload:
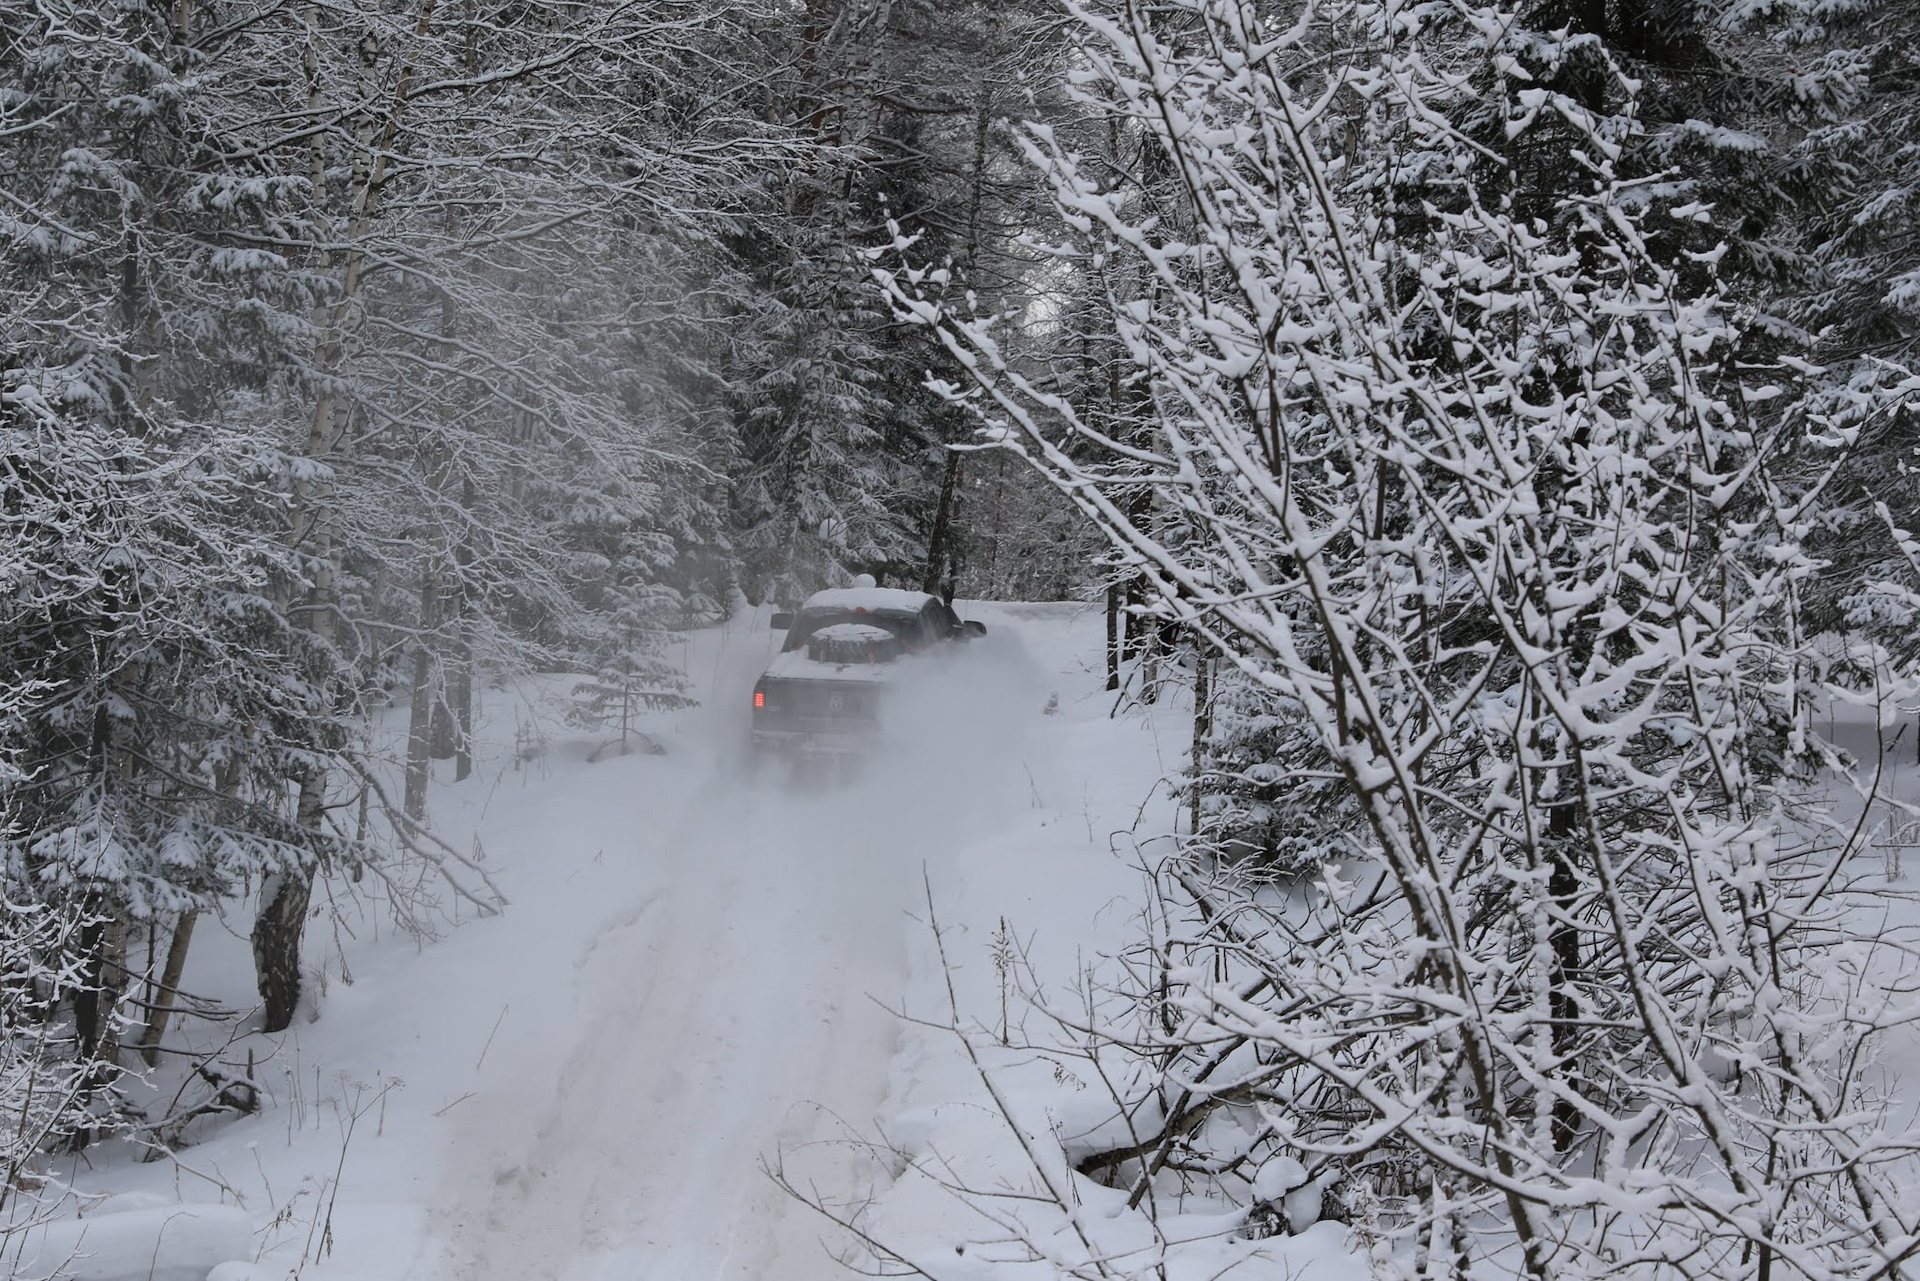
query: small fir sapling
0 891 134 1192
568 579 692 756
1187 663 1360 878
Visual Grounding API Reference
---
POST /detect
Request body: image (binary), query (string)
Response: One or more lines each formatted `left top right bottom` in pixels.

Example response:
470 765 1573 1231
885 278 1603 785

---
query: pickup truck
750 585 986 757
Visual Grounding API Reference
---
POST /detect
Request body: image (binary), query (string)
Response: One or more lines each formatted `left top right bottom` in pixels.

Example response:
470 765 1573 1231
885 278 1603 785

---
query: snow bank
11 1204 251 1281
849 600 1368 1280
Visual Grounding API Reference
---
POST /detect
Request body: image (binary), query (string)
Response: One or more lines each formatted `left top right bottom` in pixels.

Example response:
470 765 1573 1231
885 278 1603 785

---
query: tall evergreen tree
1 0 361 1086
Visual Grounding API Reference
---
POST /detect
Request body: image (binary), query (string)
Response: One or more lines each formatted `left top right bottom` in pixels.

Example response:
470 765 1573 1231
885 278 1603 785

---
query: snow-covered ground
15 599 1356 1281
28 603 1920 1281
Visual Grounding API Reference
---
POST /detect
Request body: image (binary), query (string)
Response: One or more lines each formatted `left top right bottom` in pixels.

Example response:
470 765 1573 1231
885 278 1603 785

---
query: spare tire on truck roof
807 623 903 665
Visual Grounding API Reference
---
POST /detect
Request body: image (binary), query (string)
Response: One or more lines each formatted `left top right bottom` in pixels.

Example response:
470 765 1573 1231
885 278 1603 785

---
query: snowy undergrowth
30 602 1913 1281
11 599 1342 1281
845 648 1920 1281
822 605 1365 1281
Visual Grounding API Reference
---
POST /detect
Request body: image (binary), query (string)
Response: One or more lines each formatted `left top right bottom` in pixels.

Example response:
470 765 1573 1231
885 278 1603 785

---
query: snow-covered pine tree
1737 0 1920 652
728 192 926 603
1 0 366 1083
241 0 775 839
725 0 1064 604
4 0 776 1041
1466 0 1841 302
1175 0 1920 879
0 891 125 1223
1778 0 1920 370
1189 652 1359 878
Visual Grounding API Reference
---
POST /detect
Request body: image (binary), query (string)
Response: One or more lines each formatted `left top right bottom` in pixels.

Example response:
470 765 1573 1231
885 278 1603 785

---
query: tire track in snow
440 769 917 1281
432 620 1046 1281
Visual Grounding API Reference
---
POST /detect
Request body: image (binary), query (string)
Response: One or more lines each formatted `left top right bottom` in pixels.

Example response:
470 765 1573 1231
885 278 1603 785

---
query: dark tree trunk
254 878 311 1033
255 771 321 1033
430 701 456 760
1105 583 1121 691
1139 622 1161 704
448 625 472 778
451 478 476 781
922 450 962 594
258 791 321 1031
1191 648 1210 834
1122 578 1148 661
73 912 129 1061
64 909 129 1151
1546 801 1584 1150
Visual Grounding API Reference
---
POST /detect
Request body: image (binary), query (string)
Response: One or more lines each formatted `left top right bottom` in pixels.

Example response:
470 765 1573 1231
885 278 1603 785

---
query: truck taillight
753 690 765 709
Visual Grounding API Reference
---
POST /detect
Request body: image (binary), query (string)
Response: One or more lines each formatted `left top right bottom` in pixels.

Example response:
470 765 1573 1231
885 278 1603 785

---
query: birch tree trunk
428 288 463 766
138 909 198 1067
450 477 475 781
404 563 439 821
257 0 440 1032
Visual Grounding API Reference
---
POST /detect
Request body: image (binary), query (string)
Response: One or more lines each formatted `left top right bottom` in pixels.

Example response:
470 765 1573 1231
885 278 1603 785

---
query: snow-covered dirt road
41 607 1920 1281
427 608 1053 1281
439 780 905 1280
46 600 1209 1281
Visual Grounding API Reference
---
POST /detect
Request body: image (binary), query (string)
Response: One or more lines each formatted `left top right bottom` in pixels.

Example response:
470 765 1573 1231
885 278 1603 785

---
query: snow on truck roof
811 622 897 644
800 587 936 614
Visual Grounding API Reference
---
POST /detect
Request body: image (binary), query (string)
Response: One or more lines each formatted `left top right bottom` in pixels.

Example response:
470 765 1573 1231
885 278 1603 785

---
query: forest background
7 0 1920 1276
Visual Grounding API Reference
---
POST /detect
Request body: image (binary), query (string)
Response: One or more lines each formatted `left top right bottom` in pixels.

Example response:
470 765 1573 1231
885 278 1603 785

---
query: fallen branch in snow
137 1057 262 1161
763 1142 944 1281
916 872 1123 1276
345 761 508 921
777 869 1296 1279
301 1077 400 1271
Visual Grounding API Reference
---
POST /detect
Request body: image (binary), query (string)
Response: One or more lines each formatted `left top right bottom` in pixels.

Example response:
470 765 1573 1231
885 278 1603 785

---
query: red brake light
753 690 765 709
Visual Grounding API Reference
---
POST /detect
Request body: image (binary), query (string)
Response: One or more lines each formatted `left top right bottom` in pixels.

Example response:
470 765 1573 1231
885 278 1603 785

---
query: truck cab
751 587 985 757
